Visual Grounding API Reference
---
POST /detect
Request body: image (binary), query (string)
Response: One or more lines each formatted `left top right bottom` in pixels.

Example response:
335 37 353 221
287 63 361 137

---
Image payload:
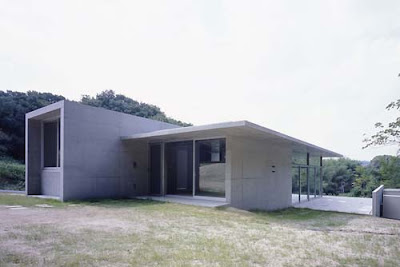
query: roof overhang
121 120 342 158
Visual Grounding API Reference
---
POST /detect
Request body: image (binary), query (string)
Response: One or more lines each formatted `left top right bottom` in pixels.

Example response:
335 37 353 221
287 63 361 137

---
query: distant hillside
0 90 191 161
81 90 191 127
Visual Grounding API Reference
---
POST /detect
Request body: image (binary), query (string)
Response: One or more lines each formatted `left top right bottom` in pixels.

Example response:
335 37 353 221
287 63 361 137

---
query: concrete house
26 100 341 210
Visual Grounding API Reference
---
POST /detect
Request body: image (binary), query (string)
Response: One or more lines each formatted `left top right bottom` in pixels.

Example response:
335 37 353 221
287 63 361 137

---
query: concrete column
298 166 301 203
160 142 165 196
225 136 233 203
372 185 384 217
314 167 317 198
192 140 195 197
306 153 310 201
59 106 64 201
320 156 323 197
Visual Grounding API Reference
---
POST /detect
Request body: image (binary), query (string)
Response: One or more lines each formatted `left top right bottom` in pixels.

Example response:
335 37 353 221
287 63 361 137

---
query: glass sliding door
309 167 316 198
316 167 321 197
165 141 193 195
149 144 162 195
195 138 226 197
300 167 308 202
292 166 300 203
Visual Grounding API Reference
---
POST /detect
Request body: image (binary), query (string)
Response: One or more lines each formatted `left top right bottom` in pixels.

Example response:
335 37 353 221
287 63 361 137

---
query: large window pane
316 168 321 196
309 155 321 166
300 167 308 202
309 167 316 198
292 167 300 204
43 120 60 167
292 152 307 165
195 139 225 197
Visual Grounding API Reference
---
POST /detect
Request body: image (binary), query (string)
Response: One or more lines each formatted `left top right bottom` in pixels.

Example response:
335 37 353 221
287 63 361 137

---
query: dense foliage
0 158 25 191
323 156 400 197
322 158 361 195
0 90 190 162
0 91 65 160
81 90 191 127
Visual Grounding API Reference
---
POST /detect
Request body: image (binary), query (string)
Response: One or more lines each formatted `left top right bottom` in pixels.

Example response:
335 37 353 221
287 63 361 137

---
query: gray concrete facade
373 185 400 220
382 189 400 220
26 100 341 211
26 100 178 201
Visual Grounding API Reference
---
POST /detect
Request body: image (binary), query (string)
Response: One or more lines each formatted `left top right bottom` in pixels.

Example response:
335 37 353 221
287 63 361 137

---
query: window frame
41 117 61 170
197 138 226 164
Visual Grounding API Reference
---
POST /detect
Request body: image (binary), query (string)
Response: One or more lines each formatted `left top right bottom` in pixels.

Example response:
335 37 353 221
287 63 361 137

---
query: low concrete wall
41 169 61 196
372 185 384 217
383 189 400 220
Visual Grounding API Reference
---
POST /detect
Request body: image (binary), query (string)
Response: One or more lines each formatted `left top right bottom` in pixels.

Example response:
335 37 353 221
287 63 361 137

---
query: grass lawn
0 193 399 266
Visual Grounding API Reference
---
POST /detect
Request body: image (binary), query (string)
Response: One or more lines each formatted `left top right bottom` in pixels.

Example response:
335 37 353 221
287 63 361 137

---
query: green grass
1 193 399 266
0 193 65 207
0 159 25 191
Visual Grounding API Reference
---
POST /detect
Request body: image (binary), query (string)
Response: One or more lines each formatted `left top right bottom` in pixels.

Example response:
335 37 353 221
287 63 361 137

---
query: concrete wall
120 140 150 197
41 169 61 196
382 189 400 220
372 185 384 217
26 104 63 198
226 136 292 210
26 120 41 194
62 101 178 201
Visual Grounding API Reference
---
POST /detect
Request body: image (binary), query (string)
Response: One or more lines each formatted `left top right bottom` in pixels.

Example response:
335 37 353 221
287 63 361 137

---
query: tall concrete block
62 101 178 201
226 136 292 211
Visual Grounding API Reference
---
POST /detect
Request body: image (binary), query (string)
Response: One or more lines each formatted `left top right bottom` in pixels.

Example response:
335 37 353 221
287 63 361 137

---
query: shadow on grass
252 207 337 221
0 193 166 209
71 198 166 209
0 193 65 207
249 207 360 229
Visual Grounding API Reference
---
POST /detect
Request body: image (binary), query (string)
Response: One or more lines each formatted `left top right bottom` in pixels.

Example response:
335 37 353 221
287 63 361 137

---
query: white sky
1 0 399 161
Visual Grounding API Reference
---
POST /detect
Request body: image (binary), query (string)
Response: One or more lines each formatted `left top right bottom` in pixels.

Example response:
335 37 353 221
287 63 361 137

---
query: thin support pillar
192 140 195 197
160 142 165 196
298 166 301 203
306 153 310 201
314 167 317 198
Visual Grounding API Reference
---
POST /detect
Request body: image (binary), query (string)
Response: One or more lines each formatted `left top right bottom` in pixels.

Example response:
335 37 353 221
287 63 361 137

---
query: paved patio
293 195 372 215
136 195 229 208
137 194 372 214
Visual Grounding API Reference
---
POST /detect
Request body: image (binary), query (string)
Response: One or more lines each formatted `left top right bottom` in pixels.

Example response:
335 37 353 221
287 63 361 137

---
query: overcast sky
1 1 399 160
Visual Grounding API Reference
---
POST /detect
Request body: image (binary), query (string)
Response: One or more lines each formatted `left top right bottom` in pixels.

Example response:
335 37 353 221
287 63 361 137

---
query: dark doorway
150 144 161 195
166 141 193 195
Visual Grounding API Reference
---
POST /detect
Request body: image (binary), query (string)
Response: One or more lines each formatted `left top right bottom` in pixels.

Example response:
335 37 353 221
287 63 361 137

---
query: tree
0 90 191 162
81 90 191 127
0 91 65 161
322 158 362 195
350 155 400 197
363 99 400 155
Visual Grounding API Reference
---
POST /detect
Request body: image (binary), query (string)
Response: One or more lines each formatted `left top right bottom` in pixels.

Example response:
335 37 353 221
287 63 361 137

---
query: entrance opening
149 144 161 195
292 152 323 204
165 141 193 195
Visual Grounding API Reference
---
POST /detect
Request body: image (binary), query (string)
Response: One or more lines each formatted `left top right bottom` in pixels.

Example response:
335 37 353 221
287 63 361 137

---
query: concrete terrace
293 195 372 215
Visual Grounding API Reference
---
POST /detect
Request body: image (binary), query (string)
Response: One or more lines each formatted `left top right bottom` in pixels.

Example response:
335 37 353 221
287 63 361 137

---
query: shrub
0 158 25 191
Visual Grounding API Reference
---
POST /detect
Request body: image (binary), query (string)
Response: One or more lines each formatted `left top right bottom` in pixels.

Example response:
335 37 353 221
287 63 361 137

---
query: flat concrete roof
121 120 342 157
